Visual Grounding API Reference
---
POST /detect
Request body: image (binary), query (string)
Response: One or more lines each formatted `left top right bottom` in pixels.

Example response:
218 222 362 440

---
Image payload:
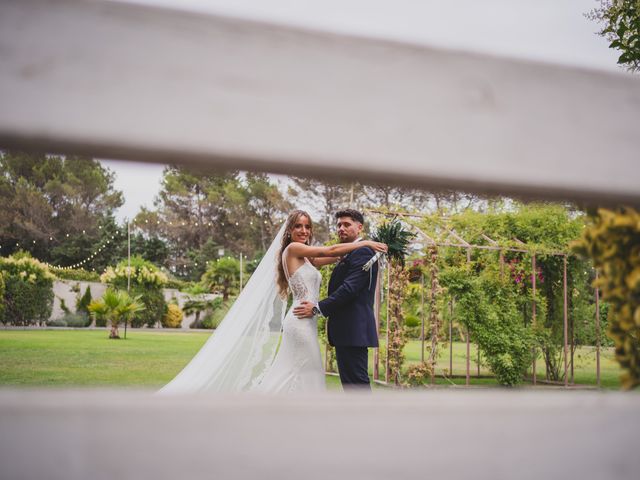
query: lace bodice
287 259 322 303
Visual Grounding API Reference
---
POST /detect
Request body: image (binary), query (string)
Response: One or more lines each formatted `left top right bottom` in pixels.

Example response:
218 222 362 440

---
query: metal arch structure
365 208 600 388
1 0 640 206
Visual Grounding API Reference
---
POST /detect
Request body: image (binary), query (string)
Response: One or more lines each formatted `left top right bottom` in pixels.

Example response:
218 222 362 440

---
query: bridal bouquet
363 219 415 272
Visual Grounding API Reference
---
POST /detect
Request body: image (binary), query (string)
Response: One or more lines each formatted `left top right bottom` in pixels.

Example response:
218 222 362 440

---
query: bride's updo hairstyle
276 209 314 298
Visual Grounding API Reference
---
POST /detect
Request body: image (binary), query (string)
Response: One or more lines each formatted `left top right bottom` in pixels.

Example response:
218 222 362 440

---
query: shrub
404 326 423 339
64 312 91 327
440 264 533 386
404 314 421 328
46 312 91 328
129 286 166 327
100 256 168 288
405 362 432 387
199 298 226 329
51 268 100 282
0 254 55 325
59 297 71 314
166 278 192 290
101 256 167 328
46 318 67 327
162 303 184 328
200 311 219 329
76 285 93 316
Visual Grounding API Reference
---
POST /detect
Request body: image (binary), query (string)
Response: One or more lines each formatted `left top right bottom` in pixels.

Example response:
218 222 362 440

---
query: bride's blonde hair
276 210 313 298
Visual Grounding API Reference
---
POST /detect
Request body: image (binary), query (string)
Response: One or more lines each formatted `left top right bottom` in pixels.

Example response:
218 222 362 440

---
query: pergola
363 209 601 388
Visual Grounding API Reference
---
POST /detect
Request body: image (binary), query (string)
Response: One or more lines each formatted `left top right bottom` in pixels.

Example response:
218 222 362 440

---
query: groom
294 209 379 391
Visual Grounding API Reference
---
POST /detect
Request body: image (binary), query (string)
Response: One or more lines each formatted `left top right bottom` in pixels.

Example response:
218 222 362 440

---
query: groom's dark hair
335 208 364 225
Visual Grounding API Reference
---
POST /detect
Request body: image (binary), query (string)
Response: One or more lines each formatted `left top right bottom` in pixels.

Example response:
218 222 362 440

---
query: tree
245 173 293 251
588 0 640 72
88 289 145 339
573 207 640 390
288 177 358 241
0 151 124 270
133 167 290 279
202 257 240 301
76 285 93 319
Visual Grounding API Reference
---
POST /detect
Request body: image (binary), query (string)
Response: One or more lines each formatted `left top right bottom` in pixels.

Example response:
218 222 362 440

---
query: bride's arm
287 240 387 260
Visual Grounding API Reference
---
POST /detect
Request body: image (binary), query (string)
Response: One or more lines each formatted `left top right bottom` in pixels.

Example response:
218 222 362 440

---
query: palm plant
89 289 145 339
202 257 240 301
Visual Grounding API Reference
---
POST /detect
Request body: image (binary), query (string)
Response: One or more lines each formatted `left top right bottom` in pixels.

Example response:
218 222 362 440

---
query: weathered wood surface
0 389 638 480
1 0 639 204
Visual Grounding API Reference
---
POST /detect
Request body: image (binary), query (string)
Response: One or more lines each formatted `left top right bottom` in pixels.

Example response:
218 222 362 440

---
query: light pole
125 220 131 339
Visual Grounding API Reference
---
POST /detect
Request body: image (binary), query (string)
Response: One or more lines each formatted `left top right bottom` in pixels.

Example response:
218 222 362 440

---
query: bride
159 209 386 394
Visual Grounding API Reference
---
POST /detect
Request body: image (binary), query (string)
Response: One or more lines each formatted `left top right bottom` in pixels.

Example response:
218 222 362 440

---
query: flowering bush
0 253 55 325
100 256 168 327
162 303 184 328
405 362 432 387
100 256 168 288
507 257 544 288
51 267 100 282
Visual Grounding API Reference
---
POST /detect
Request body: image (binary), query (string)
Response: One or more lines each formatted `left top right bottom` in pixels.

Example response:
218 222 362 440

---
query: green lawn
0 329 623 389
355 339 622 389
0 329 208 387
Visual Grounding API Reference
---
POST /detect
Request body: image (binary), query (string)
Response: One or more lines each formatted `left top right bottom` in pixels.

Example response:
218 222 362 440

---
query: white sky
103 0 620 222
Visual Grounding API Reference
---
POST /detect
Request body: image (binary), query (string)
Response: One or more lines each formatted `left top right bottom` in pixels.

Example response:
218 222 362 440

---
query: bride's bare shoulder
284 242 306 257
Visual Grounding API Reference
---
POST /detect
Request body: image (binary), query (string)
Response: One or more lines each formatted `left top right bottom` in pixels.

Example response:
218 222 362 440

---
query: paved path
1 389 638 480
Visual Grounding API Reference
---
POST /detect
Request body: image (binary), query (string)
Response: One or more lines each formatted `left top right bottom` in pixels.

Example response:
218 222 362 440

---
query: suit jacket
318 246 379 347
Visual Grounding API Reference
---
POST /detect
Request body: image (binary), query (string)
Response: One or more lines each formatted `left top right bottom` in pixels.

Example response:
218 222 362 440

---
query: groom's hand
293 301 314 319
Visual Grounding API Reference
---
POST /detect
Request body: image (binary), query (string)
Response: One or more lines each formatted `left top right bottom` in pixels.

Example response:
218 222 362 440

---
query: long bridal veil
158 224 287 394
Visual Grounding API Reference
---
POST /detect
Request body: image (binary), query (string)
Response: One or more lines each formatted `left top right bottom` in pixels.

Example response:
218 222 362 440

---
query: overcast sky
103 0 619 222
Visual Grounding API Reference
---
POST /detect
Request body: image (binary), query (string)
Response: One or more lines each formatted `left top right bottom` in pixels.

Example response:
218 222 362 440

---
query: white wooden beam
1 0 639 204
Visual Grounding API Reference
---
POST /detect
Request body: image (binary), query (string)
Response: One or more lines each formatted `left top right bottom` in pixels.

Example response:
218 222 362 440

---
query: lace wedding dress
158 225 325 395
254 253 326 393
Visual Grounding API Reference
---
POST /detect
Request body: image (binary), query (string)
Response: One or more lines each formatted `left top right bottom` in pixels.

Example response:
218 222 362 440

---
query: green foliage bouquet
363 219 416 272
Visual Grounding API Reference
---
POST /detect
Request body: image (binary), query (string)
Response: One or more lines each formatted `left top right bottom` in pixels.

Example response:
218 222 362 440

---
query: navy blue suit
318 245 378 389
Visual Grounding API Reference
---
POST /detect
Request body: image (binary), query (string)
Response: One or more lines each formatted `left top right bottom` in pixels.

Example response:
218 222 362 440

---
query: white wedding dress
254 253 326 393
158 225 326 395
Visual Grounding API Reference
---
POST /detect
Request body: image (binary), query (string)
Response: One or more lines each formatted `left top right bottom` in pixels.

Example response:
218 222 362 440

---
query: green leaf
618 53 631 64
617 23 627 38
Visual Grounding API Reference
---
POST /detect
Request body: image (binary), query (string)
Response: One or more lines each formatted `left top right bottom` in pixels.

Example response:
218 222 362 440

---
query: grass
0 329 208 387
0 329 623 390
322 339 623 389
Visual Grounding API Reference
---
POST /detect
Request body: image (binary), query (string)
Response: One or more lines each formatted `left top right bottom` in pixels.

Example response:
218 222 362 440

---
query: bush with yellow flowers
572 207 640 390
162 303 184 329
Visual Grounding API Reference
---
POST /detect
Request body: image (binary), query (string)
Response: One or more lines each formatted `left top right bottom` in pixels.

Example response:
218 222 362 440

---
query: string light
5 217 276 272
